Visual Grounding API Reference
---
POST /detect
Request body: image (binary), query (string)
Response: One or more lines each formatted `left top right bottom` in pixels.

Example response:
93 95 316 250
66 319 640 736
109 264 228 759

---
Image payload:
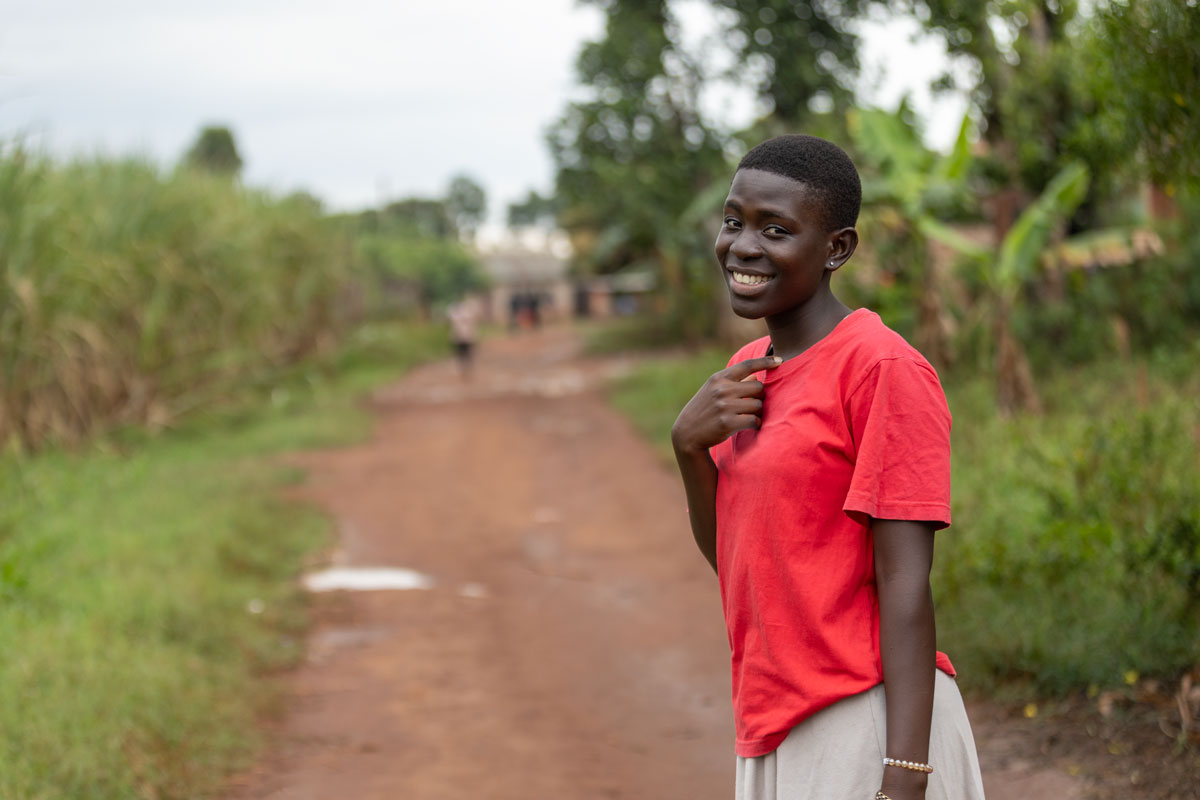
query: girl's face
715 168 841 322
710 169 844 321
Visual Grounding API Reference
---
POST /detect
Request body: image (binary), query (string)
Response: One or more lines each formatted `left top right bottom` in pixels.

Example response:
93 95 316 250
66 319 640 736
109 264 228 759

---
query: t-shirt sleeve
843 357 952 529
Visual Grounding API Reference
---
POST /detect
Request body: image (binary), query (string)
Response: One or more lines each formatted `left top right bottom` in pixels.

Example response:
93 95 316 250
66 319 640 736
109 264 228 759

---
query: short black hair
736 135 861 231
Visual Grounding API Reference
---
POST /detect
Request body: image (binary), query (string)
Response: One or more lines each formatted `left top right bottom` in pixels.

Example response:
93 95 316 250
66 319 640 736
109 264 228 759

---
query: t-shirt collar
761 308 872 382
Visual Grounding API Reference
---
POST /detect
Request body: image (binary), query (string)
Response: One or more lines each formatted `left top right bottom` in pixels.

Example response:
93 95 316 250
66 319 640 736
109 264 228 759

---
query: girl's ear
826 227 859 271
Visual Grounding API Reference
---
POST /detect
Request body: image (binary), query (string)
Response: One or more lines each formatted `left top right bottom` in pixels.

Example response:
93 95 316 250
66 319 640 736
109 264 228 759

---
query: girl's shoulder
842 310 939 375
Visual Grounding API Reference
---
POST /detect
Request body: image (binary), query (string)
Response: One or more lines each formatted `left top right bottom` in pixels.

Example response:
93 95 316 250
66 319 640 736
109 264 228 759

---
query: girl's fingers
724 356 782 382
729 413 764 432
728 397 763 415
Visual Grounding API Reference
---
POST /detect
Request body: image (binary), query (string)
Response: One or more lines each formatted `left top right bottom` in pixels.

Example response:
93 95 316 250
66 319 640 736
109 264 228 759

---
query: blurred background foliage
6 0 1193 452
342 178 490 320
0 132 489 451
0 144 350 450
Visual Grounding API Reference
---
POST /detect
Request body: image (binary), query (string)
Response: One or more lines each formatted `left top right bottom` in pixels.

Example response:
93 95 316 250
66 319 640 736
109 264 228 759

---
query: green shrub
940 364 1200 693
609 347 1200 696
1017 242 1200 372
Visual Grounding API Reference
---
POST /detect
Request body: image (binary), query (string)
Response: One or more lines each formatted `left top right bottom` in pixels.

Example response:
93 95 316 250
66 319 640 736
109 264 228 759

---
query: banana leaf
994 162 1090 292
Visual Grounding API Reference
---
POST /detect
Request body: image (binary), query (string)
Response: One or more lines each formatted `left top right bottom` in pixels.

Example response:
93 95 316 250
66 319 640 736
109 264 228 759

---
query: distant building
479 244 572 326
578 270 659 318
477 239 661 325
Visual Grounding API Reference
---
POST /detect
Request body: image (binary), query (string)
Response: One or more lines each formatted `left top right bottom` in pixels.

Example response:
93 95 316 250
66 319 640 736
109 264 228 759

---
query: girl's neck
765 290 852 360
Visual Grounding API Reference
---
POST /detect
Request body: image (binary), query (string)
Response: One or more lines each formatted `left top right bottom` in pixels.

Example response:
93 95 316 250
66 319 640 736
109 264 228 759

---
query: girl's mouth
730 271 770 286
728 270 773 295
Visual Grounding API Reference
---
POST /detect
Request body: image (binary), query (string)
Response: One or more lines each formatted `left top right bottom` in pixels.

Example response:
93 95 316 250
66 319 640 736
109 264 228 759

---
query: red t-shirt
710 309 955 758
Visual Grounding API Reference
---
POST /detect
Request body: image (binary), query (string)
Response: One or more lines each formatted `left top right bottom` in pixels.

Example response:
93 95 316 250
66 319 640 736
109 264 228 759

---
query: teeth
731 271 770 286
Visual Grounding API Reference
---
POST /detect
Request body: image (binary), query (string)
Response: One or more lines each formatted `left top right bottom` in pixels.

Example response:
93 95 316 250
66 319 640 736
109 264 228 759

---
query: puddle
303 567 436 592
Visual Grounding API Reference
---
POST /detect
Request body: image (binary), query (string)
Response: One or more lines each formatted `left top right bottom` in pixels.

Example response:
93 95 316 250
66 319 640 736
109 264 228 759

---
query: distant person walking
447 297 479 378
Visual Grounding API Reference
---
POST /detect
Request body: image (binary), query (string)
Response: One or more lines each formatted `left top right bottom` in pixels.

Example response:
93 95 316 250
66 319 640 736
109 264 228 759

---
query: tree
707 0 863 125
507 190 558 230
548 0 729 339
1087 0 1200 188
851 103 1097 411
445 174 488 240
349 181 492 318
889 0 1114 211
355 232 487 318
184 125 242 175
380 198 457 240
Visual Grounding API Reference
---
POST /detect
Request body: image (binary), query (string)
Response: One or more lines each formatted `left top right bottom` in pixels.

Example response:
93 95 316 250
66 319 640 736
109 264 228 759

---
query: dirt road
226 326 1084 800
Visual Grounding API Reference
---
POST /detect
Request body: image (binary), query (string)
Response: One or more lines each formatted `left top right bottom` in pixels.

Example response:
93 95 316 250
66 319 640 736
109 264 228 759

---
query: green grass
580 313 700 356
606 345 728 461
0 320 445 800
607 342 1200 697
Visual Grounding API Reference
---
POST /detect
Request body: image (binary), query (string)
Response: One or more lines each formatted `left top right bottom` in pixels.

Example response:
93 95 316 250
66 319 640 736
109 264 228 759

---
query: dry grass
0 144 352 450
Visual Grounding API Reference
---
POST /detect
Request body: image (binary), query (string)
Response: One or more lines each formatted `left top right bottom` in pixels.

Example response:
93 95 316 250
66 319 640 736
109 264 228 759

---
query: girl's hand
671 356 781 454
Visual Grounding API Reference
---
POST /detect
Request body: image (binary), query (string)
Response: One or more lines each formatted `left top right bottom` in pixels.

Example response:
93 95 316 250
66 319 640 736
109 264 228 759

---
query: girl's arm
671 356 780 573
671 445 720 572
873 517 938 800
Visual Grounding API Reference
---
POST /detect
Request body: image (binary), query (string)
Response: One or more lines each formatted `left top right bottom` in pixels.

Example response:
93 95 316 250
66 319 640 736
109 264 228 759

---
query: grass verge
607 342 1200 697
0 321 446 800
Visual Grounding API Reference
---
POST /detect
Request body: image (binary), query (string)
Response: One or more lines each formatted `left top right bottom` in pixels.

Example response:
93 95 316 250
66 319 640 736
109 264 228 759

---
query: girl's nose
729 231 762 260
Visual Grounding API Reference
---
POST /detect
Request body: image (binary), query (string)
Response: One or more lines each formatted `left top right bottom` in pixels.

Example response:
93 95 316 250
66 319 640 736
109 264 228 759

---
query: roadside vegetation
0 125 469 797
0 146 351 451
0 141 488 454
0 321 446 799
608 333 1200 698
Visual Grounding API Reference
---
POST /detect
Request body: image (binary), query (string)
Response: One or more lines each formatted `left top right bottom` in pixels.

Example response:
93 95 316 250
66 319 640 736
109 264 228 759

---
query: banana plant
852 106 1094 412
939 162 1091 412
848 105 977 369
980 162 1091 412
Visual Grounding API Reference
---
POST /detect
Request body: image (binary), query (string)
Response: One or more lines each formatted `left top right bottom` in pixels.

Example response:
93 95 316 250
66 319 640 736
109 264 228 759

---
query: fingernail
770 356 783 364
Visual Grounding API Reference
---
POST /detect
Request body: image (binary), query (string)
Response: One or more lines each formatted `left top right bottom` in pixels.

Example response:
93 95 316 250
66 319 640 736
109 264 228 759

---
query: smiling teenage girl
671 135 986 800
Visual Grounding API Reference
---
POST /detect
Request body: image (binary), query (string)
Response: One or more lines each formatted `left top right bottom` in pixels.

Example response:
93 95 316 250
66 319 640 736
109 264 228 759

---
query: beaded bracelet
882 756 934 774
876 793 892 800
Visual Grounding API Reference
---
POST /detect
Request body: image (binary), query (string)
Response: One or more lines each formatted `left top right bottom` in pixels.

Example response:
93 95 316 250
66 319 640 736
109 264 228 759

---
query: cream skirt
735 671 986 800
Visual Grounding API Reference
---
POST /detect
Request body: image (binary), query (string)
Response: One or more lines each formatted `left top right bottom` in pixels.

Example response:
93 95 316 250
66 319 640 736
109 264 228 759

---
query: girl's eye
722 218 742 230
764 225 788 236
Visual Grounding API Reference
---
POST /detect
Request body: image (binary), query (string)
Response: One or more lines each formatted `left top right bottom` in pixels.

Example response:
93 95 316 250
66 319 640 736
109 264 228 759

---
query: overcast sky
0 0 966 229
